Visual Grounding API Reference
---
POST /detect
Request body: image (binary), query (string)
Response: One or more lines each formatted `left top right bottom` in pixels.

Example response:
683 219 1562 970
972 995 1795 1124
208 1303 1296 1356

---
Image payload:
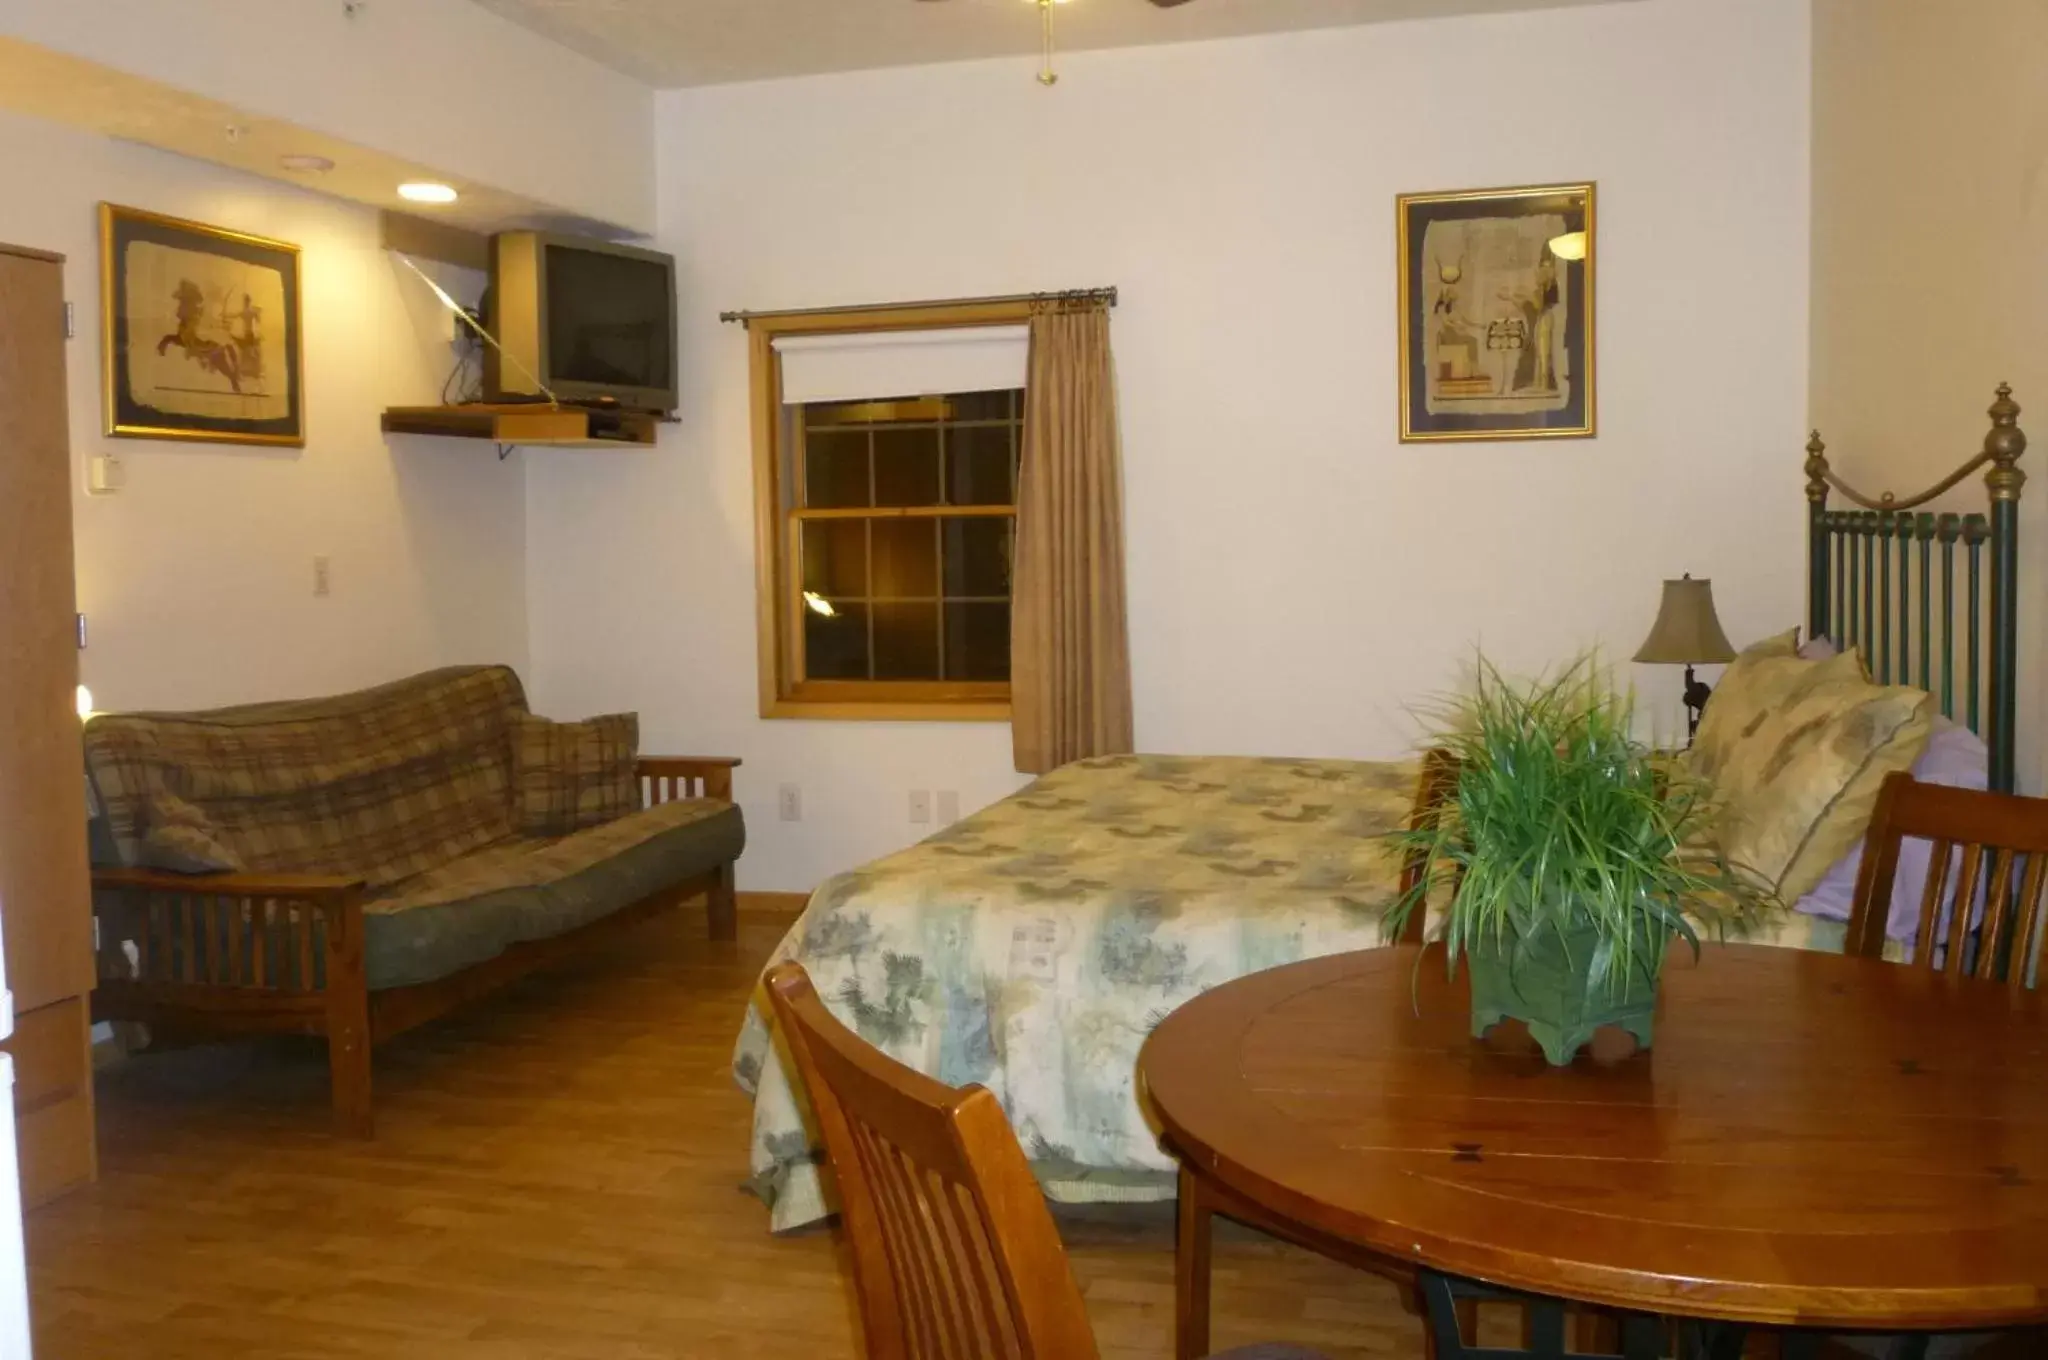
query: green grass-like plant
1384 654 1762 995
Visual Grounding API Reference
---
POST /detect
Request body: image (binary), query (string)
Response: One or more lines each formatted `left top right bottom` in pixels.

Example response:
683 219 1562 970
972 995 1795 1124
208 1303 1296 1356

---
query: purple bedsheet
1794 717 1988 942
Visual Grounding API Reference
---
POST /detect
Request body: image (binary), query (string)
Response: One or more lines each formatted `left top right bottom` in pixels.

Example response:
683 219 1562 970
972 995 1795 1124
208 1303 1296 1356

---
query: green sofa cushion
364 799 744 990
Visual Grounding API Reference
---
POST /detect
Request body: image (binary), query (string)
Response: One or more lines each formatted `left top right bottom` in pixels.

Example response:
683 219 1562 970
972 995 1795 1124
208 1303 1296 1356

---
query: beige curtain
1010 307 1134 775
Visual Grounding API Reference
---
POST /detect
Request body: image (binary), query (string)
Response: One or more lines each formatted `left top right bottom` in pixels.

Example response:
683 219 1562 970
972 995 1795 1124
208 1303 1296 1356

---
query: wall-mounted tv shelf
381 403 659 449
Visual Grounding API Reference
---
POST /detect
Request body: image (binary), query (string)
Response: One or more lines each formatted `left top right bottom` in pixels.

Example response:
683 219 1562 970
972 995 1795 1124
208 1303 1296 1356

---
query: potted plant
1385 656 1759 1065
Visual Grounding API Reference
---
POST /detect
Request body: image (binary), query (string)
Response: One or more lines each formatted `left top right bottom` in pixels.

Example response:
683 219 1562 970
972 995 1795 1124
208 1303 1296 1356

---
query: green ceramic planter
1465 919 1668 1065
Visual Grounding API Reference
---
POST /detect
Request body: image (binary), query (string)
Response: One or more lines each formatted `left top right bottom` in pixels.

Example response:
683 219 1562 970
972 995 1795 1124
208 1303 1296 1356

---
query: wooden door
0 244 96 1204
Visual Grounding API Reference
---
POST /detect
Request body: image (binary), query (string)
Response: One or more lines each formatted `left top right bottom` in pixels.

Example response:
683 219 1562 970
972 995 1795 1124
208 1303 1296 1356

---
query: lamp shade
1633 576 1737 665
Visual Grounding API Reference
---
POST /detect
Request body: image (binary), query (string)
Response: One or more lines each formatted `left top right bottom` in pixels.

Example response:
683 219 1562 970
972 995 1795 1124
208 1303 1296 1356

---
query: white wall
0 0 655 234
1810 0 2048 793
0 106 530 713
526 0 1813 891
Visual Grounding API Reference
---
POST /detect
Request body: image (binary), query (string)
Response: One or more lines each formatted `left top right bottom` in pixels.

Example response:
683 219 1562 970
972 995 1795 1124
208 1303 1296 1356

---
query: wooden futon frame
89 757 739 1138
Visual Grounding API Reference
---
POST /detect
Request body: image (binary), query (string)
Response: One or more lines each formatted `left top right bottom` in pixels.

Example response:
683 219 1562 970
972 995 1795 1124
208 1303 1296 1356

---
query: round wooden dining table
1139 944 2048 1359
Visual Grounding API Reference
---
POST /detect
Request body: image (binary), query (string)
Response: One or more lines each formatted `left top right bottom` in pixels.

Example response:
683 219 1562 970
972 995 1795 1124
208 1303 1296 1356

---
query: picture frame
1397 182 1595 443
100 204 305 447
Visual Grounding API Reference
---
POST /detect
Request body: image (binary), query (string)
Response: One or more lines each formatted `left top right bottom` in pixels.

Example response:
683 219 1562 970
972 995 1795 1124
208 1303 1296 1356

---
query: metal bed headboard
1806 384 2027 792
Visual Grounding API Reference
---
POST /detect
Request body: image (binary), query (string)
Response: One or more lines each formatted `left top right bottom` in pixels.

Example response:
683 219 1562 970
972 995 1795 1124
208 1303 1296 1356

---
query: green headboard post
1984 383 2026 794
1805 431 1831 646
1805 385 2025 793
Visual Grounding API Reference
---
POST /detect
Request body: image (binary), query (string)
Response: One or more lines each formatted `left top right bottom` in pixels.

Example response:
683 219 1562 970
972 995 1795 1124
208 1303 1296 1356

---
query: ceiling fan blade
1150 0 1199 6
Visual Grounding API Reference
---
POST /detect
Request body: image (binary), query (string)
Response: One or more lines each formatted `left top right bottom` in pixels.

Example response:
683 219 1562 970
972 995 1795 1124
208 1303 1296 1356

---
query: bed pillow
513 712 640 837
142 792 244 874
1796 717 1989 938
1709 652 1934 904
1687 628 1807 780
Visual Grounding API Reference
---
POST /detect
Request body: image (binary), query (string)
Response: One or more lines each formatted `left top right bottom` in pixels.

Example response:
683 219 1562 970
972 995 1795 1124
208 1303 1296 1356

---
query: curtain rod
719 287 1118 325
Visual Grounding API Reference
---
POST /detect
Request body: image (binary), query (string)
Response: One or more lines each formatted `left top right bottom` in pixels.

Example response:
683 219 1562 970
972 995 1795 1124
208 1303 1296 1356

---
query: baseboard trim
738 890 810 915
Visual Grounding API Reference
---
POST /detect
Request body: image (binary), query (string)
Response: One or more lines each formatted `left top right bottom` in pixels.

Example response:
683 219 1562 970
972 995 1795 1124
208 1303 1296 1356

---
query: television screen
544 244 673 393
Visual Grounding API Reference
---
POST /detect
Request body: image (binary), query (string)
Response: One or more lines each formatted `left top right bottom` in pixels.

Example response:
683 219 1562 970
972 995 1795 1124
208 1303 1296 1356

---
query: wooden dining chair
1845 771 2048 987
763 961 1330 1360
1395 747 1463 946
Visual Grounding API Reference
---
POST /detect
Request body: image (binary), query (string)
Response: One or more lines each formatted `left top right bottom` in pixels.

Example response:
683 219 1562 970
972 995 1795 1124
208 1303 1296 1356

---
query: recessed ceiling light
398 182 458 205
280 153 336 173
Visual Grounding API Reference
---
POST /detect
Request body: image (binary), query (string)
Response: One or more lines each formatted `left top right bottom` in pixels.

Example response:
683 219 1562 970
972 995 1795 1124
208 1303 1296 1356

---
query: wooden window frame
748 300 1033 721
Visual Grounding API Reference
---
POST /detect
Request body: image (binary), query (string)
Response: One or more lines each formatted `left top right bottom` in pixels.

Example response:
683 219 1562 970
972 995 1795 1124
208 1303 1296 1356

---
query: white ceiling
467 0 1637 88
0 36 621 240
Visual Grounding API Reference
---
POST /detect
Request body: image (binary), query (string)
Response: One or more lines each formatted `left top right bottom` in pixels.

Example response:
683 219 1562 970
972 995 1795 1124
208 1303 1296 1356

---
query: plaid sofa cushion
512 713 639 837
83 665 528 888
362 798 744 989
369 796 731 916
141 793 244 873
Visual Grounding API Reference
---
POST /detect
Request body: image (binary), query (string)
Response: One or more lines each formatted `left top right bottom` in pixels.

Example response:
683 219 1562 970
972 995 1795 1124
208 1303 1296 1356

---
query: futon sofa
82 665 744 1135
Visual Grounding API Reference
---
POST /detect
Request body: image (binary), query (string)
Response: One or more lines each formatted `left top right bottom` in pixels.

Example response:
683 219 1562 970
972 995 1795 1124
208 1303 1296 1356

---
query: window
747 302 1033 719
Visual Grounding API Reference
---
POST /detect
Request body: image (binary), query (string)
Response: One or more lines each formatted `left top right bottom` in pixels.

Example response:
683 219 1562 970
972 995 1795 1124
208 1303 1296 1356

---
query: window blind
772 326 1029 406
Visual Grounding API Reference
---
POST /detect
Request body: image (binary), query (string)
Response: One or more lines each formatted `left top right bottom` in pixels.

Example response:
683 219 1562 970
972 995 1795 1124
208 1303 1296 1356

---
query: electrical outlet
908 790 932 824
778 783 802 822
312 555 332 597
937 790 960 824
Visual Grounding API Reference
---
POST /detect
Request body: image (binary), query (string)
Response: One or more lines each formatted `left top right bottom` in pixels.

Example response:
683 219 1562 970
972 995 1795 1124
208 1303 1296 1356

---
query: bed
735 385 2028 1233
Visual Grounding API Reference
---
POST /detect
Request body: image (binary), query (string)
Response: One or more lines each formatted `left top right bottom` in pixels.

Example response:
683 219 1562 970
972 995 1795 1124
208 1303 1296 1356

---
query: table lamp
1633 574 1736 745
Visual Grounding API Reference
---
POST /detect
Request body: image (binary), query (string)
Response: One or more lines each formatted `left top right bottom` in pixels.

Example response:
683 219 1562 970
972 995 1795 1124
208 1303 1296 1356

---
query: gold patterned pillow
1687 629 1807 781
513 713 640 837
1708 653 1932 903
142 792 244 874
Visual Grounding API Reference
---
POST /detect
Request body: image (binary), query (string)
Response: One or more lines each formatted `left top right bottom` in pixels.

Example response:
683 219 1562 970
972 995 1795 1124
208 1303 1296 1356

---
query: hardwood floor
27 904 1431 1359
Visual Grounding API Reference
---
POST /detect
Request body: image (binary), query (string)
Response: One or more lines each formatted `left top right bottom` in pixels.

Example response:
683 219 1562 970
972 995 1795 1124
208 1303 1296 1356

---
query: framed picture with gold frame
100 204 305 446
1397 182 1594 443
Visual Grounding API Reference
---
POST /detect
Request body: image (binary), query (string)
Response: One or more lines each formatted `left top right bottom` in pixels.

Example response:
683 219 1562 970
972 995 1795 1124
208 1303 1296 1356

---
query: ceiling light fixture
1023 0 1075 86
398 181 459 205
280 153 336 173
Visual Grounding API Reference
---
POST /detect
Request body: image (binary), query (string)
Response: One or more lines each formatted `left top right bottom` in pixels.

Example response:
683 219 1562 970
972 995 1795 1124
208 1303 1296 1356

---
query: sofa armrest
90 868 367 1000
637 756 741 803
93 867 365 902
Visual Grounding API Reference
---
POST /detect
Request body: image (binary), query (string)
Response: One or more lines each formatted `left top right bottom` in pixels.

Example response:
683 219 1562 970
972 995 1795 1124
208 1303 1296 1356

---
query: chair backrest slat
2015 855 2048 988
764 962 1100 1360
1975 851 2017 980
1952 845 1998 975
1915 837 1953 964
1849 772 2048 991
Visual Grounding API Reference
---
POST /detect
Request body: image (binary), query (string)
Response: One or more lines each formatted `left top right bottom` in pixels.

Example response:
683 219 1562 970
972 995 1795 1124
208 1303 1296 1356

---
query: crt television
484 231 678 413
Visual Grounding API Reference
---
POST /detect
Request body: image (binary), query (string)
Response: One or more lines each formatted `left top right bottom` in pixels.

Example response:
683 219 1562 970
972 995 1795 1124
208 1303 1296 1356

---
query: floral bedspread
731 753 1429 1232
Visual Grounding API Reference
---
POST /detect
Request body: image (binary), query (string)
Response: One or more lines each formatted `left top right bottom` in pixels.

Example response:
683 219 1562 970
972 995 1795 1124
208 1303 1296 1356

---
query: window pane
802 519 868 597
874 427 942 506
808 397 950 426
946 424 1013 505
948 390 1015 422
943 518 1012 598
945 602 1010 681
872 518 940 599
874 602 941 680
805 601 870 680
803 428 869 508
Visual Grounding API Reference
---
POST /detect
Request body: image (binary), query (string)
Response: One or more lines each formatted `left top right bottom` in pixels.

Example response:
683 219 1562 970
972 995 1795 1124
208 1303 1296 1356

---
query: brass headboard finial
1985 382 2027 503
1804 431 1830 504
